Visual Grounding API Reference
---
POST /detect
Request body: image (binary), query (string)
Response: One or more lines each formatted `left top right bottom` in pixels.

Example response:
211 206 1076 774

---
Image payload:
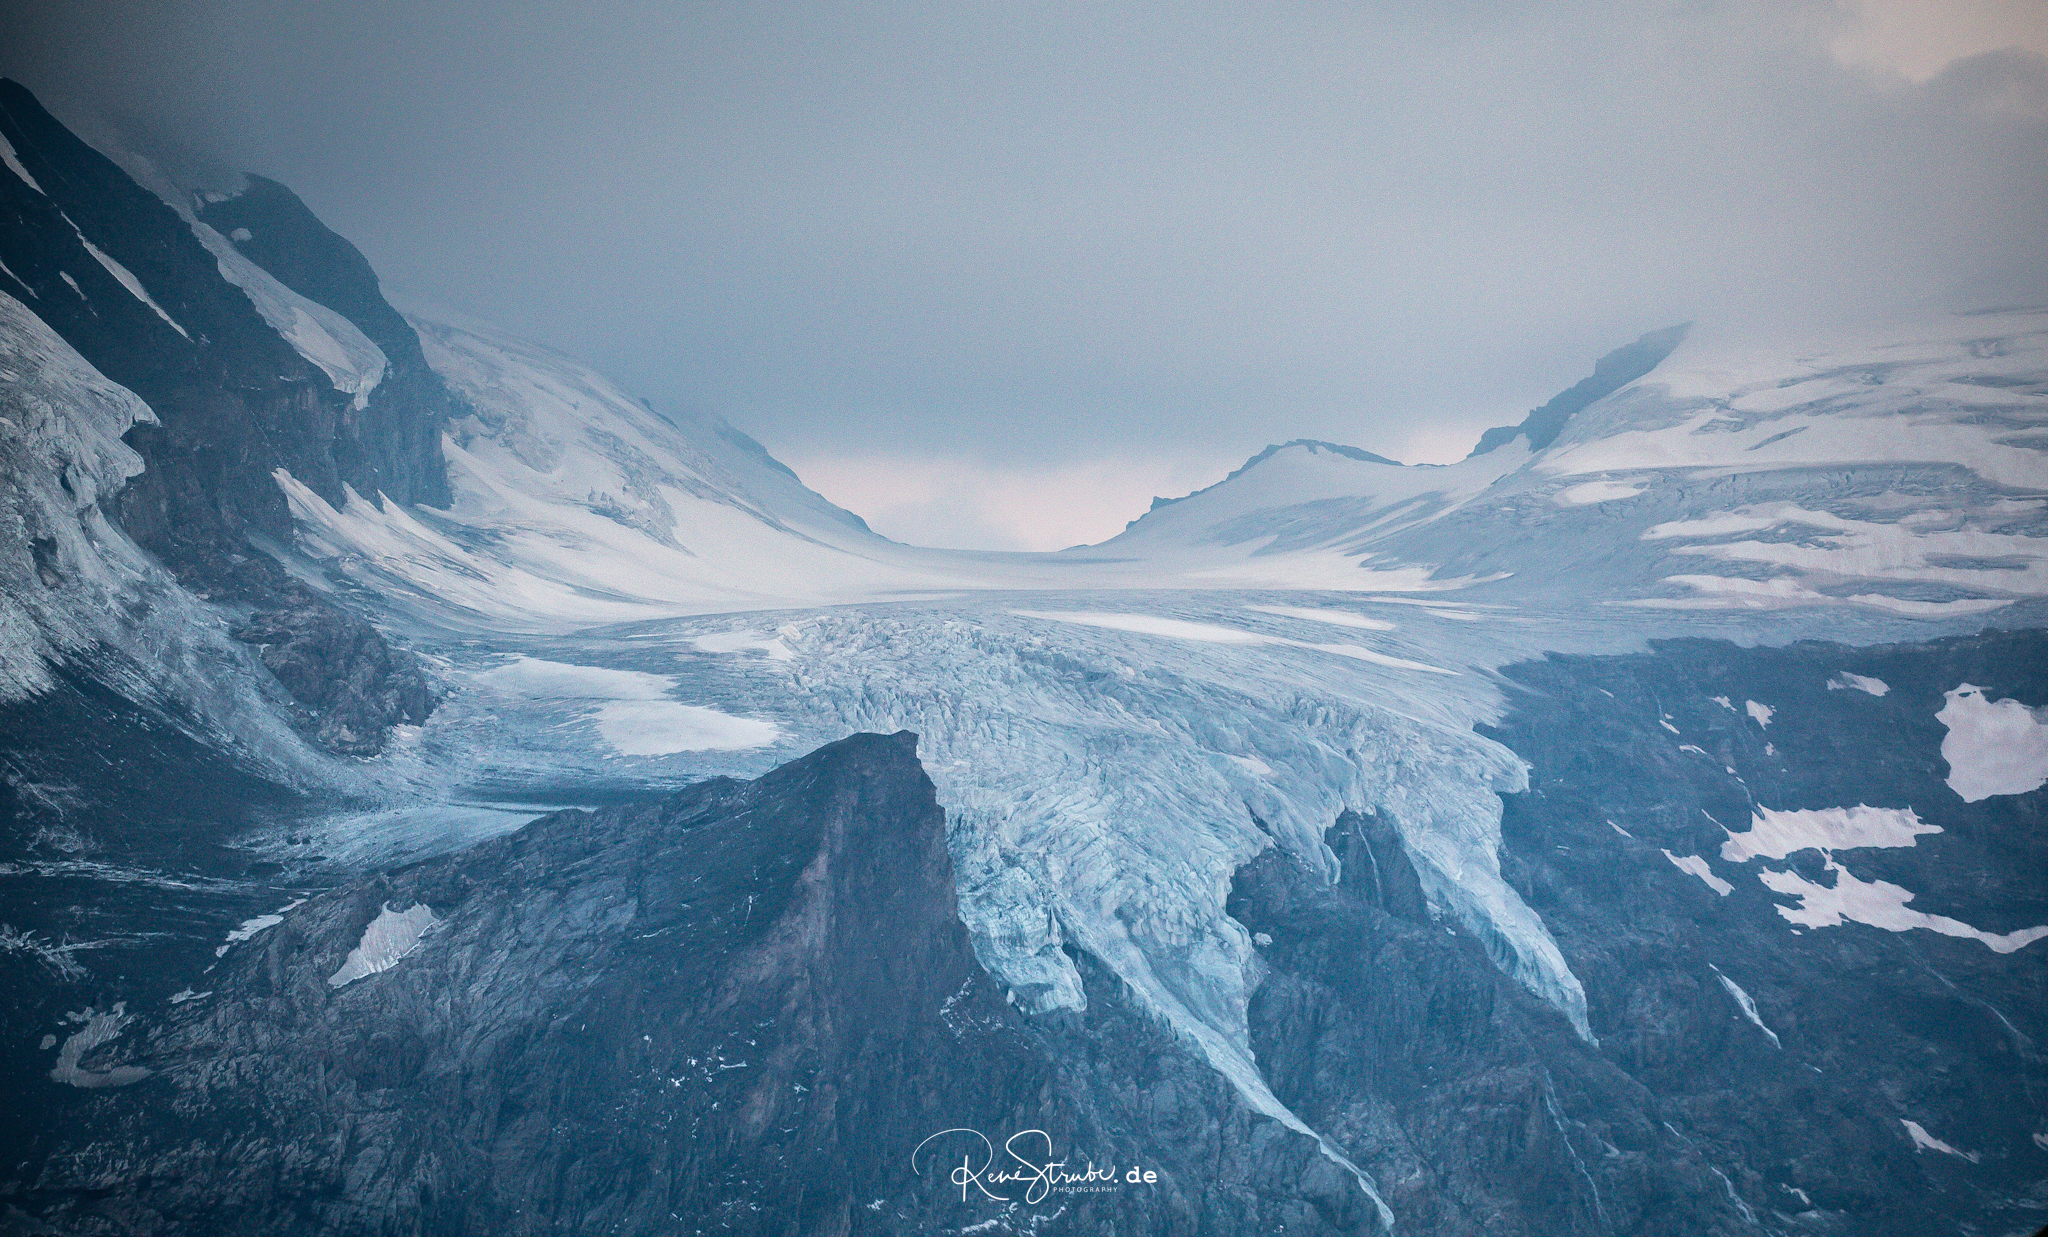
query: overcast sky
6 1 2047 549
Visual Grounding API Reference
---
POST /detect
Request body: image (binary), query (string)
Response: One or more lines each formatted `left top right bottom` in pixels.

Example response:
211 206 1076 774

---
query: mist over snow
5 0 2046 548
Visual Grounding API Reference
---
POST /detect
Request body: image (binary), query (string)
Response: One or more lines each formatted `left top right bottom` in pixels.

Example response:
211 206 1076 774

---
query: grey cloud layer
5 0 2045 536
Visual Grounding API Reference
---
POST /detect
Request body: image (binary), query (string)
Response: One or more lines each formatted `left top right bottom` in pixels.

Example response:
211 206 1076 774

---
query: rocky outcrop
6 733 1381 1235
198 174 458 512
0 80 444 752
8 636 2045 1234
1466 323 1690 456
1478 628 2048 1234
227 584 434 755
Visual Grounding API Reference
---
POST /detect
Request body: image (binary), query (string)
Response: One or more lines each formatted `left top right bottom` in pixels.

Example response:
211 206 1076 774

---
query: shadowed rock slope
0 80 440 753
6 733 1384 1236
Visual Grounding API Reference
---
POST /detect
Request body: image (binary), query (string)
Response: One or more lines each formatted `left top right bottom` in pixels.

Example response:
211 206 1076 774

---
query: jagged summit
1467 322 1691 457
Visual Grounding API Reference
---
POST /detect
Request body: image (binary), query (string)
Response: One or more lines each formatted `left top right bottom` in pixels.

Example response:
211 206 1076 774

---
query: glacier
9 264 2047 1219
201 303 2047 1207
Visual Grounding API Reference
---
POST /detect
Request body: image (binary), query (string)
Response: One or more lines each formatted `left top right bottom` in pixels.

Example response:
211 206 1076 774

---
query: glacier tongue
776 603 1591 1056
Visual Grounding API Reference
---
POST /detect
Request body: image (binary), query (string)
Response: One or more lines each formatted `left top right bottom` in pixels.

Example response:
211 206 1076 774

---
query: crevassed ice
782 608 1594 1060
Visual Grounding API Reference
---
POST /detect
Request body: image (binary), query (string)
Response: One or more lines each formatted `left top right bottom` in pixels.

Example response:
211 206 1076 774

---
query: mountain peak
1135 438 1403 526
1467 323 1691 458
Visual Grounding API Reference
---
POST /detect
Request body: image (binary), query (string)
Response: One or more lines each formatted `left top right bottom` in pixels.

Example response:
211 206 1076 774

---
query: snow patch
0 131 42 193
1759 861 2048 953
49 1003 150 1088
214 898 304 957
1937 684 2048 802
472 657 779 756
1720 805 1938 862
1710 965 1781 1048
1307 641 1457 675
1558 478 1647 505
1901 1119 1979 1162
1244 604 1396 631
1745 700 1773 728
1014 611 1279 645
1828 672 1889 696
329 903 441 987
1662 850 1733 896
77 239 188 338
1626 573 2013 618
1017 611 1457 673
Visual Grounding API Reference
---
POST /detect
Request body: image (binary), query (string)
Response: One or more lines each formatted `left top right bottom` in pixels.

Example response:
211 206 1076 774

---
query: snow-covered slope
1106 310 2048 618
279 311 1004 628
9 115 2045 1219
0 290 156 700
0 291 344 781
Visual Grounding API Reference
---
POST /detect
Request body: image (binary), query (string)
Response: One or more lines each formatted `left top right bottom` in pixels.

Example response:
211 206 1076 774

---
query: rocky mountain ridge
0 79 445 754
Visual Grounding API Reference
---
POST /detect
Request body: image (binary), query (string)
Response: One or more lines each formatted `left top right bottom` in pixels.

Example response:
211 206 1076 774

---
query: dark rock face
228 591 435 754
1467 323 1690 456
5 733 1379 1236
7 629 2044 1235
0 661 307 1166
1478 628 2048 1235
198 174 457 512
0 80 442 752
0 81 447 549
1232 813 1759 1236
1227 628 2048 1236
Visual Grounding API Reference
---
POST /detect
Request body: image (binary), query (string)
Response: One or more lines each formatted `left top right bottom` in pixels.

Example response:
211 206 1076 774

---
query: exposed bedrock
9 624 2047 1235
0 80 447 754
6 733 1380 1236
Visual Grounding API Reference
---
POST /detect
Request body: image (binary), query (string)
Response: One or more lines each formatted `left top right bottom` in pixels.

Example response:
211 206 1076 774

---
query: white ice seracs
211 304 2048 1218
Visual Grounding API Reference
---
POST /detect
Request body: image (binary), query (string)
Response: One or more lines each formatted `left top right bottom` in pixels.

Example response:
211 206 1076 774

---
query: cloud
788 451 1235 551
1828 0 2048 82
4 0 2045 549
